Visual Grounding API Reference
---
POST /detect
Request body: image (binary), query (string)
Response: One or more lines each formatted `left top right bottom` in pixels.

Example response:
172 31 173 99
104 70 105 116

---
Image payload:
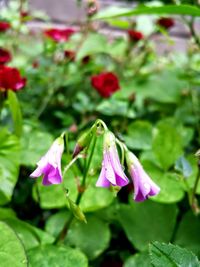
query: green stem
56 134 97 243
191 161 200 215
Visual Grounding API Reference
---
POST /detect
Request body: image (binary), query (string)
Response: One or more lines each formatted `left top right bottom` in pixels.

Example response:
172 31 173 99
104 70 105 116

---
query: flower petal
96 164 110 187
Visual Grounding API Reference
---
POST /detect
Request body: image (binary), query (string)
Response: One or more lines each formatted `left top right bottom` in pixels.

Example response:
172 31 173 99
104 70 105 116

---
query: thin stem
191 161 200 215
63 154 82 176
56 134 97 243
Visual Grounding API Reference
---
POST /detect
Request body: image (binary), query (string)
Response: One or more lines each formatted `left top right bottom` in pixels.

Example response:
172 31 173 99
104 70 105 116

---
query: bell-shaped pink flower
126 151 160 201
30 137 64 185
96 131 129 187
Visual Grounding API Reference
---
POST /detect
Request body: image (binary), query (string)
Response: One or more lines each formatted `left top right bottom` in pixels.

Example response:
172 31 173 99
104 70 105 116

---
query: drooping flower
128 30 144 42
157 17 175 29
96 131 129 187
30 137 64 185
0 21 11 32
0 48 11 65
44 28 75 42
126 151 160 202
91 72 120 98
0 66 26 91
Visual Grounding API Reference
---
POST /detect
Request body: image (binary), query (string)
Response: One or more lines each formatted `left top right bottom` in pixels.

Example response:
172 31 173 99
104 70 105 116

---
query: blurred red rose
128 30 144 42
0 48 11 65
64 50 76 61
0 21 11 32
157 17 175 29
0 66 26 91
91 72 120 98
20 11 29 18
82 55 90 64
44 28 75 42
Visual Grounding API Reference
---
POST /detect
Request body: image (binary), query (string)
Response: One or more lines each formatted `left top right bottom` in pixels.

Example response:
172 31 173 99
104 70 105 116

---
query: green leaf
0 128 20 204
3 218 55 250
142 160 184 203
65 215 111 260
174 211 200 258
7 90 23 137
118 201 177 251
125 120 153 150
152 122 183 170
21 125 53 166
96 99 136 118
76 33 108 60
34 169 114 211
124 252 151 267
45 210 70 238
175 156 192 178
0 221 28 267
0 208 16 219
27 245 88 267
94 5 200 20
149 241 200 267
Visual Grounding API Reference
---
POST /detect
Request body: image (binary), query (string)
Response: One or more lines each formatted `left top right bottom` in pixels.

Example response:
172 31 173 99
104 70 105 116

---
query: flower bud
66 194 87 223
73 126 95 158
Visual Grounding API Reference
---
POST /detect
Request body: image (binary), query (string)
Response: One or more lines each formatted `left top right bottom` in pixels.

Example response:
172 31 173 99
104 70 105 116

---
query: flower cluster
30 122 160 202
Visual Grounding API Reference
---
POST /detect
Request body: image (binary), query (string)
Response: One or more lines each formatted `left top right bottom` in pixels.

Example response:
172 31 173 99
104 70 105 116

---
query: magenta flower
126 151 160 202
30 137 64 185
96 131 129 187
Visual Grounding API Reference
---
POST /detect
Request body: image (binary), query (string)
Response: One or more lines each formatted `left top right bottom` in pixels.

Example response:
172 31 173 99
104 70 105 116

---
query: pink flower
30 137 64 185
96 131 129 187
126 152 160 201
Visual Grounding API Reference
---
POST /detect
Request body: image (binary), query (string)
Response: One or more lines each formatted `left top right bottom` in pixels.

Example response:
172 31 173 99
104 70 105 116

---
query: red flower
0 21 11 32
91 72 120 98
128 30 144 42
0 48 11 65
82 55 90 64
44 28 75 42
20 11 29 18
157 18 175 29
0 66 26 91
64 50 76 61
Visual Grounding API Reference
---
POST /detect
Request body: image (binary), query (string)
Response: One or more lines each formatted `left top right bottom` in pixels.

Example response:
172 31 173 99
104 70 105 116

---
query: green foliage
149 242 200 267
7 90 23 137
27 245 88 267
118 201 177 250
65 215 111 260
0 221 28 267
175 211 200 258
1 2 200 266
0 128 20 204
94 5 200 19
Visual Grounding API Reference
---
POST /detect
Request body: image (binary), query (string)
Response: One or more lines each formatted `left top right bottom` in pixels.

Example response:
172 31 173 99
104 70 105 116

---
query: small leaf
149 242 200 267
